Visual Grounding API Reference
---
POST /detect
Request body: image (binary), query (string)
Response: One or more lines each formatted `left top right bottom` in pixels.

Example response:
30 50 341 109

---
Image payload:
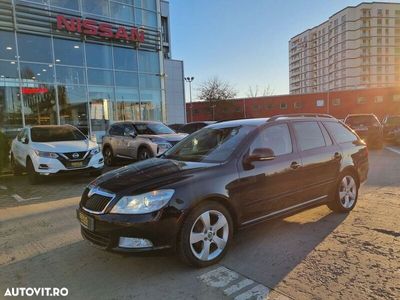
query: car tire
327 171 358 213
137 147 153 161
103 147 115 166
177 201 233 268
11 154 22 176
27 159 42 185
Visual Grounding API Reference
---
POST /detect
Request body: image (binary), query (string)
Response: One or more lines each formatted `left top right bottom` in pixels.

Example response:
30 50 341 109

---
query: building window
316 99 325 107
393 94 400 102
374 96 384 103
357 97 367 104
332 98 341 106
280 103 287 110
294 101 303 109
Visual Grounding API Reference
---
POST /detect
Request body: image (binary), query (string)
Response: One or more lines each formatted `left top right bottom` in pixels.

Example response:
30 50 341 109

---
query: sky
169 0 399 101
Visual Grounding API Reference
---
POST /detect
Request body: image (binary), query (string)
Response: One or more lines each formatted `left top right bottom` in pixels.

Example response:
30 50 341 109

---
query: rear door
238 123 303 222
291 121 341 204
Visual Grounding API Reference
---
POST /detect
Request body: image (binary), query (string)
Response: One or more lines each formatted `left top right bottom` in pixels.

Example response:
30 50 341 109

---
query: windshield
163 125 254 163
31 126 87 142
346 115 379 126
134 123 175 135
386 116 400 125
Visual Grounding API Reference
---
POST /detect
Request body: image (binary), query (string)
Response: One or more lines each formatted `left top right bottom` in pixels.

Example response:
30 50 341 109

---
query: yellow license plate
70 161 83 168
79 211 89 228
77 210 94 231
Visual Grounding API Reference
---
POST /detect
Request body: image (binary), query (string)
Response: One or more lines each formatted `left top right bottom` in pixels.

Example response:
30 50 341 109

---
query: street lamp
184 76 194 122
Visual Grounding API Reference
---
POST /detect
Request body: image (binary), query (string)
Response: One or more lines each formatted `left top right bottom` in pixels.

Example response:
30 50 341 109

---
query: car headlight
33 150 58 158
90 147 100 156
110 189 175 214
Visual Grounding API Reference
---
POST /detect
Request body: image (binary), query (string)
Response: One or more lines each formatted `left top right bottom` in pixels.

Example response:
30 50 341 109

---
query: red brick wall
186 87 400 122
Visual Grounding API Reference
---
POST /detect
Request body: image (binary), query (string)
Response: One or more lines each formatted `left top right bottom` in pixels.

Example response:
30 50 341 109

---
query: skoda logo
72 153 80 159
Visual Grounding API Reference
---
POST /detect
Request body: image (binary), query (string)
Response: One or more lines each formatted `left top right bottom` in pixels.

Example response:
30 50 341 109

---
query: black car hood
91 158 218 194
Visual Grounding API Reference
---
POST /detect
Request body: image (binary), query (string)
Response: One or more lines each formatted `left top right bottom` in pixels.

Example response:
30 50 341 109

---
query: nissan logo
72 153 80 159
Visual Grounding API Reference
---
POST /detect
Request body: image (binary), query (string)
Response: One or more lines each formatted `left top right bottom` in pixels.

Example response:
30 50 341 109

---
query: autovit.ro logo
4 287 68 297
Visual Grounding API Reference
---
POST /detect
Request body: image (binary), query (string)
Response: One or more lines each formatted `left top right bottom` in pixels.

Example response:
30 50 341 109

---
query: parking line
12 194 42 202
199 266 290 300
385 147 400 156
234 284 270 300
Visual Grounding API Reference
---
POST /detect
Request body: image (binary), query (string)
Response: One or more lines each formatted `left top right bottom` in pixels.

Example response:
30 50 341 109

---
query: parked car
381 115 400 143
178 121 216 134
344 114 384 149
10 125 104 184
168 123 184 132
77 114 368 267
102 121 187 166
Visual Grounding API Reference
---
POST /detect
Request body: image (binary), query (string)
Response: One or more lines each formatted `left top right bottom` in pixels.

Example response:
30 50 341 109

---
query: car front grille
83 194 113 213
63 151 88 160
81 227 110 248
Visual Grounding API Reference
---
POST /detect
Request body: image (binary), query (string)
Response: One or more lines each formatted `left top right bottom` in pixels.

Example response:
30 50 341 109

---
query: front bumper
77 207 182 252
32 153 104 175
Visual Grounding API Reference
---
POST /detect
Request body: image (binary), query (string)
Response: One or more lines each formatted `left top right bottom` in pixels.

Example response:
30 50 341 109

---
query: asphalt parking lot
0 147 399 300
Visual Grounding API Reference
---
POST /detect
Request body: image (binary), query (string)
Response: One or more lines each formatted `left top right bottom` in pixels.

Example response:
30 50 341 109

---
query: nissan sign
56 15 145 43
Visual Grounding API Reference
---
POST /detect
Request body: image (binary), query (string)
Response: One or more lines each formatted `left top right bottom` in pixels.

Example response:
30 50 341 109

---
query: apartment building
289 2 400 94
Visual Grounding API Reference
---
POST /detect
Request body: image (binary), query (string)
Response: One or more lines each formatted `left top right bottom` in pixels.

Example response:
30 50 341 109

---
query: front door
238 123 302 223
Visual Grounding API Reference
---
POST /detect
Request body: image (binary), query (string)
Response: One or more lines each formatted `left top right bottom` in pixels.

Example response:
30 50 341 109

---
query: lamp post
184 76 194 122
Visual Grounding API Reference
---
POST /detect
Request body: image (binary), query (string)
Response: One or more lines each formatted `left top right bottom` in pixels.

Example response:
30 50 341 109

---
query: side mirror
21 137 29 144
246 148 276 163
124 131 136 138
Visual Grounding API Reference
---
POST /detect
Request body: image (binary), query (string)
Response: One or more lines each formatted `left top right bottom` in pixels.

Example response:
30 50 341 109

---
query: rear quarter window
323 122 358 144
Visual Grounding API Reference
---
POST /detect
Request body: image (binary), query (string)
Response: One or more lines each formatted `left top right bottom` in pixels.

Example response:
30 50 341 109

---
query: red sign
56 15 145 43
22 87 49 95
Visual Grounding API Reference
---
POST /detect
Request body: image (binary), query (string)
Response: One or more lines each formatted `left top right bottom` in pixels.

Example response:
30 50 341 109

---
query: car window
31 127 86 142
345 115 380 126
249 124 292 156
385 116 400 125
163 125 254 163
123 123 136 135
109 124 124 136
16 129 24 142
323 122 358 144
134 123 175 135
293 121 326 151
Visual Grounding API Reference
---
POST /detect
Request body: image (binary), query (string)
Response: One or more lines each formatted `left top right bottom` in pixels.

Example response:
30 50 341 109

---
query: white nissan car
10 125 104 184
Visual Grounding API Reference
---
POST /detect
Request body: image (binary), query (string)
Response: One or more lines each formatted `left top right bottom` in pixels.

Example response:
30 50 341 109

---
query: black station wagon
77 114 369 267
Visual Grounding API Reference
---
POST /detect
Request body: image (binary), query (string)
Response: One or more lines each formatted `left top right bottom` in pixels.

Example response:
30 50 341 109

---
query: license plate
70 161 84 168
77 210 94 231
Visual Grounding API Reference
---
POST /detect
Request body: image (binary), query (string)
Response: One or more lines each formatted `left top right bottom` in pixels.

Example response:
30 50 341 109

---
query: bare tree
198 77 237 101
246 84 275 97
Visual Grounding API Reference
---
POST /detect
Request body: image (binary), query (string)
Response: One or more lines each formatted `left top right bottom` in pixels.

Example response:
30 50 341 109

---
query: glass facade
0 0 163 140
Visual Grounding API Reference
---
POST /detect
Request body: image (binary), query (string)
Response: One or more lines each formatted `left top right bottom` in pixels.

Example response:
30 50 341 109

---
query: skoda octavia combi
11 125 104 184
77 114 368 267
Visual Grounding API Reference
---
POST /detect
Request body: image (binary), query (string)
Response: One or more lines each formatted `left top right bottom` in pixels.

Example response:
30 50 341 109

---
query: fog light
118 237 153 249
99 158 104 163
39 164 49 169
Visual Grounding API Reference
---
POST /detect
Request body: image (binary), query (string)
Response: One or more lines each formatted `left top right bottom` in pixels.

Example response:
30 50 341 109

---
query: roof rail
267 113 335 122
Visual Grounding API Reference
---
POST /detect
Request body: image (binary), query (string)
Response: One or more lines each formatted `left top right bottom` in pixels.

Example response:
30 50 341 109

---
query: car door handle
290 161 301 169
334 152 342 160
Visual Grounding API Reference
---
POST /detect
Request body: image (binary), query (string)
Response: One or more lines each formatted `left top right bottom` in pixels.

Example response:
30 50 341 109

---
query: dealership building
0 0 185 140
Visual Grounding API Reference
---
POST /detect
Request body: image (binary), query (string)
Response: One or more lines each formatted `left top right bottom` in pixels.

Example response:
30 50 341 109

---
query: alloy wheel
189 210 229 261
339 175 357 208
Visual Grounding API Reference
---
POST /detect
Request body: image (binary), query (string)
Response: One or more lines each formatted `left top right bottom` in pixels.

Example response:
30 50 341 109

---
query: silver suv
102 121 187 166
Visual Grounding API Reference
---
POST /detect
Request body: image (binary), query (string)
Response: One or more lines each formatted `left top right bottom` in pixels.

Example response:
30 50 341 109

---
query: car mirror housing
247 148 276 162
